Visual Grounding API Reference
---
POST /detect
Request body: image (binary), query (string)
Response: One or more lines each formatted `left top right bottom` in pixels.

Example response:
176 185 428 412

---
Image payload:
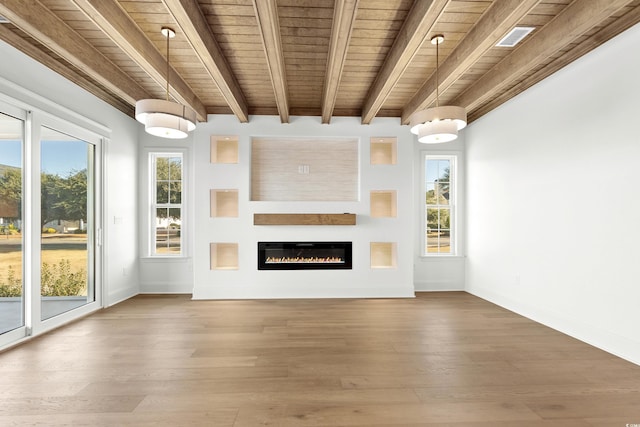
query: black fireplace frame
258 241 353 270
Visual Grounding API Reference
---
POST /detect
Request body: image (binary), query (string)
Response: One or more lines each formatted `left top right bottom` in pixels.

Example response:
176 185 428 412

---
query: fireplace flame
265 256 344 264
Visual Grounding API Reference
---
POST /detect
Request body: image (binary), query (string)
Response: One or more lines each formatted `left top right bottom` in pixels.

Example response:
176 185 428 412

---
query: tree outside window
425 156 454 254
152 154 183 255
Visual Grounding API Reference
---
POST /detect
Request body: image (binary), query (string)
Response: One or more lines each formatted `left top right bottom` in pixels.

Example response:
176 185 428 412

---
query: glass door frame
0 98 104 348
0 103 29 346
30 113 103 336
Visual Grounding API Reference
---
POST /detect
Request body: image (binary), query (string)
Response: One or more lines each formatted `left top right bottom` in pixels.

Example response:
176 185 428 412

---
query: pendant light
409 35 466 144
135 27 196 139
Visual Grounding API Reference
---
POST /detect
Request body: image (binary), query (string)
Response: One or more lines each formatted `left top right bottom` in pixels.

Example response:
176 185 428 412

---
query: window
151 153 183 256
424 155 456 254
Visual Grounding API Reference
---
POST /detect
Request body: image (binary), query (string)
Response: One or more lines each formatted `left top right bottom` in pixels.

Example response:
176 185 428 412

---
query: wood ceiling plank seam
252 0 290 123
198 4 256 16
468 2 640 123
118 2 168 14
445 1 490 14
401 0 542 124
452 0 636 113
321 0 360 124
349 37 396 47
68 0 208 121
277 0 336 7
215 34 264 43
439 11 486 24
361 0 450 125
161 0 249 123
277 5 335 19
282 37 333 47
0 0 149 105
280 27 332 37
39 0 77 11
279 17 333 28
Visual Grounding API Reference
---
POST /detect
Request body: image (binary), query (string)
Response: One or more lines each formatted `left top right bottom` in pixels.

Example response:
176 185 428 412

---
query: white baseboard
106 287 138 307
414 280 464 292
139 282 193 294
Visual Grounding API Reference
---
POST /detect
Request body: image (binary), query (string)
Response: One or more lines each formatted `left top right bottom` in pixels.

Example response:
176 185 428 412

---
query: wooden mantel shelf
254 213 356 226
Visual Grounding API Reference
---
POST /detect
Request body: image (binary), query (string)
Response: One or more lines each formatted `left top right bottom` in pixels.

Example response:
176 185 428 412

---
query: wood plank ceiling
0 0 639 126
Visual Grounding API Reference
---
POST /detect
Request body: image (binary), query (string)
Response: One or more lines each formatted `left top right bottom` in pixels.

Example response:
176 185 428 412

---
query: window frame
148 151 186 258
422 153 458 256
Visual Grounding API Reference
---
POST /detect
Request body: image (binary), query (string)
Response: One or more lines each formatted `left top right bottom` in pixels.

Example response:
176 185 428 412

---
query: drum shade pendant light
409 35 466 143
135 27 196 139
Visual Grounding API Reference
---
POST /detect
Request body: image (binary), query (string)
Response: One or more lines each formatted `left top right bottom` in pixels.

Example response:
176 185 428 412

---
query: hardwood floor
1 292 639 426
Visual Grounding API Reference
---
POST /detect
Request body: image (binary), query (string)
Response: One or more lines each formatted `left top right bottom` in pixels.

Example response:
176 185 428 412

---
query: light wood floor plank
1 292 639 426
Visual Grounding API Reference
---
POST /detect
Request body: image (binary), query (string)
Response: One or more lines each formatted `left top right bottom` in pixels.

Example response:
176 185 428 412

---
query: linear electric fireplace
258 242 352 270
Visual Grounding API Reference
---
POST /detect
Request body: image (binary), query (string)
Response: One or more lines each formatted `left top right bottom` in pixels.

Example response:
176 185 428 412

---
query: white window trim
421 152 460 257
145 148 189 258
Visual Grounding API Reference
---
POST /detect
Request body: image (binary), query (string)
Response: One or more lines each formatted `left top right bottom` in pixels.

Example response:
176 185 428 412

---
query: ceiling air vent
496 27 535 47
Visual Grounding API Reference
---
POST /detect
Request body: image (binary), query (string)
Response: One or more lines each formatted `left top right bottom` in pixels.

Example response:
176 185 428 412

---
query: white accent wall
192 115 415 299
0 40 140 306
465 23 640 364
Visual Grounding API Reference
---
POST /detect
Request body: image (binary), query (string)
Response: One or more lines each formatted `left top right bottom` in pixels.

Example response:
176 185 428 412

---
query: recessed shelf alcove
370 137 397 165
370 242 397 269
210 243 239 270
210 135 238 164
370 191 397 218
210 189 238 217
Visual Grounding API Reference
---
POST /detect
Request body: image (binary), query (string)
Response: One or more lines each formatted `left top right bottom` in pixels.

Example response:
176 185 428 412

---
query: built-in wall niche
370 190 397 218
370 137 397 165
210 135 238 164
251 137 358 201
370 242 397 269
210 189 238 217
210 243 239 270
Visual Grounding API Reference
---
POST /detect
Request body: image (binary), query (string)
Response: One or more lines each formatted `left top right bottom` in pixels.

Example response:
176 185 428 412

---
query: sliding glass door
0 100 102 349
0 111 25 339
40 127 95 320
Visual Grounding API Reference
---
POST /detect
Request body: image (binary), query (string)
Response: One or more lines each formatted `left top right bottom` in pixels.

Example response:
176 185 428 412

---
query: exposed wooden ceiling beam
253 0 289 123
162 0 249 123
0 0 148 107
361 0 449 125
0 25 134 116
69 0 207 122
451 0 634 114
322 0 359 124
402 0 541 123
468 3 640 123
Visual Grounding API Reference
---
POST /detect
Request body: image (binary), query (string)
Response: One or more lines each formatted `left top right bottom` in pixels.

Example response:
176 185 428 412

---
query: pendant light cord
435 37 439 108
165 30 170 102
